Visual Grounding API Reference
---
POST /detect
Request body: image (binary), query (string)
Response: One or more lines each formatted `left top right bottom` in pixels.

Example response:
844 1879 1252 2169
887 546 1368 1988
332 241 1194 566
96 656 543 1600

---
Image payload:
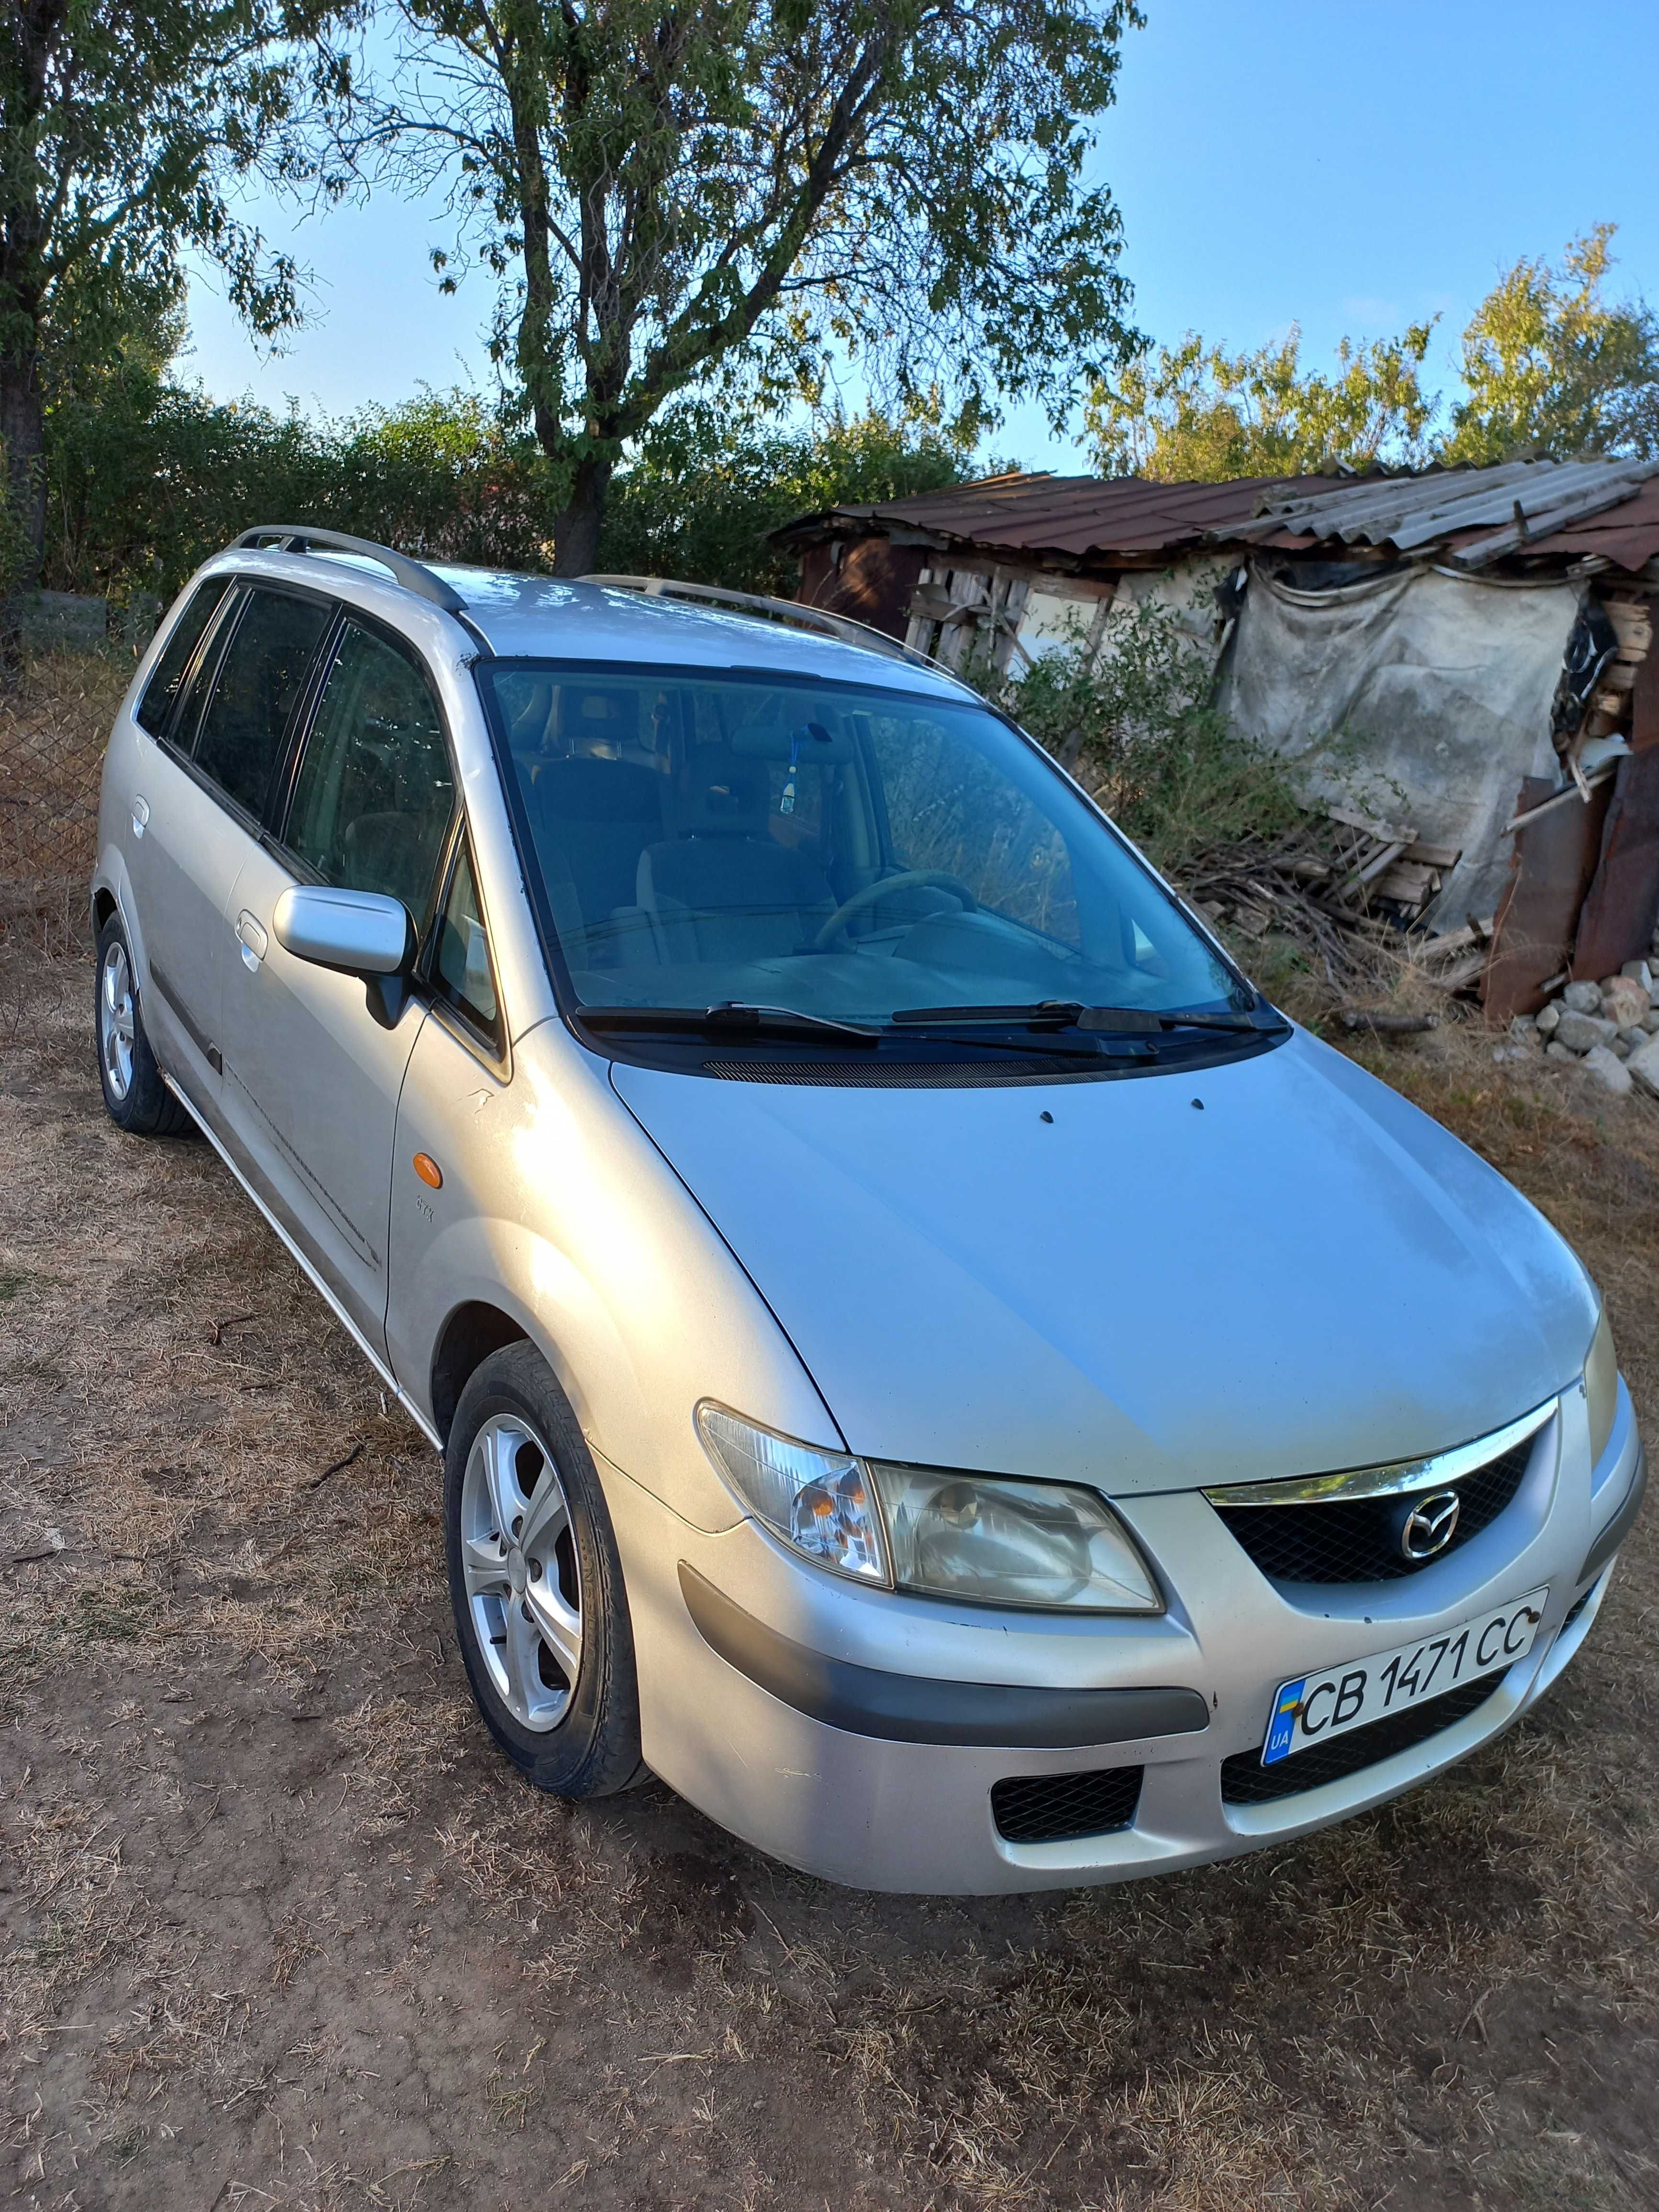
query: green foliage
598 398 974 594
1083 226 1659 483
44 376 554 599
1443 226 1659 464
0 0 353 571
988 600 1305 880
37 372 973 602
357 0 1143 565
1084 323 1438 481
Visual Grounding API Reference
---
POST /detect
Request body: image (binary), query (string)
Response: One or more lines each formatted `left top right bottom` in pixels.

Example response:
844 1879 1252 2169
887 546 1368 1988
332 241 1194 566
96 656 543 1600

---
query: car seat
635 745 835 965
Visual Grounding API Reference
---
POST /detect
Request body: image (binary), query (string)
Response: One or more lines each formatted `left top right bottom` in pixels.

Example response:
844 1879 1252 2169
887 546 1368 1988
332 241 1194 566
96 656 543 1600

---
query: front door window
284 620 455 924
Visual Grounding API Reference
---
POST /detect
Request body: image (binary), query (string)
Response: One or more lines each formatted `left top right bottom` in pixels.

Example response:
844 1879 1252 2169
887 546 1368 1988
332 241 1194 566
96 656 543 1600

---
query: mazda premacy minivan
90 526 1646 1892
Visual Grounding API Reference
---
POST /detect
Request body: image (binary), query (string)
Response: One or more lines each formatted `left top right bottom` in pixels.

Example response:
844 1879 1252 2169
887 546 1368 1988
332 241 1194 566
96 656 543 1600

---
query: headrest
729 716 853 764
673 745 770 837
558 684 641 755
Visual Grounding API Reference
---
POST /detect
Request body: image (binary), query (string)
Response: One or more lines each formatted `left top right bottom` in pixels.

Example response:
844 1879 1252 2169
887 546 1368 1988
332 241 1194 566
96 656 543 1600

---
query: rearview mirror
273 885 416 1029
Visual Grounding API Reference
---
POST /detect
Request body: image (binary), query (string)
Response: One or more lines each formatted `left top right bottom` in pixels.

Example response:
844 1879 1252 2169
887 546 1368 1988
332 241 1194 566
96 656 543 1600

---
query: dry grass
2 657 1658 2210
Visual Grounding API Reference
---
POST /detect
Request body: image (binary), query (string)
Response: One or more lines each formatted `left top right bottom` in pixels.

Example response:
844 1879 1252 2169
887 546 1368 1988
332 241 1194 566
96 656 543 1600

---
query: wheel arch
431 1300 531 1445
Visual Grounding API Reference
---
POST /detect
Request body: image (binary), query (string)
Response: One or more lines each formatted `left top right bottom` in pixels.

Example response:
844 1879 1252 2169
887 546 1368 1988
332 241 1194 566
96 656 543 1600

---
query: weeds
985 599 1307 880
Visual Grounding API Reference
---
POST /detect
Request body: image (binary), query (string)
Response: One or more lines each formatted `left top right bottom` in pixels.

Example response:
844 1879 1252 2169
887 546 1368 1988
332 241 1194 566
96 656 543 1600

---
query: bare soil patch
3 669 1658 2211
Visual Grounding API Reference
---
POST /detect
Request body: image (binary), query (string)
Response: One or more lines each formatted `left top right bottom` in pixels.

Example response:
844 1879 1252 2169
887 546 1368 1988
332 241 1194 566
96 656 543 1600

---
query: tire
93 912 194 1138
445 1343 645 1796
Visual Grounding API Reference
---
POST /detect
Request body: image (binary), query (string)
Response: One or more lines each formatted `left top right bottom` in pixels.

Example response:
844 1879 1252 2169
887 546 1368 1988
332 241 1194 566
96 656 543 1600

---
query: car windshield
481 661 1246 1031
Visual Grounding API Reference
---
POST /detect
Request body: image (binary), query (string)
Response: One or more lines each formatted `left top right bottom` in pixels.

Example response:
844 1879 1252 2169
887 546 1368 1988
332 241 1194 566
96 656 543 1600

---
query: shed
772 459 1659 1010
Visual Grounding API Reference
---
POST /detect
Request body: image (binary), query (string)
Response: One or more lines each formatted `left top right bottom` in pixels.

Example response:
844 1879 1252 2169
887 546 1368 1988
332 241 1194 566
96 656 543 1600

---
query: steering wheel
810 869 979 952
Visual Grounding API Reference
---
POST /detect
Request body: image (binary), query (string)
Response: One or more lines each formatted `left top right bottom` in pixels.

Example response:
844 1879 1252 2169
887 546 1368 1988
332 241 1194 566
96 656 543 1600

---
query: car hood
610 1031 1597 1495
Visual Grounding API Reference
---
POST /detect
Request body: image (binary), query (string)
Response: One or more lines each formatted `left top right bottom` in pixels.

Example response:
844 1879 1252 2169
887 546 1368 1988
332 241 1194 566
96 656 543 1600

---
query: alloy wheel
100 940 136 1101
459 1414 583 1729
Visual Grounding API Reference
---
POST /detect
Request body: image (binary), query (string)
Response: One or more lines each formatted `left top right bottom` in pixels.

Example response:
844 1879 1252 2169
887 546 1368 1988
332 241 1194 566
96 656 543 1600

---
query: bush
39 375 973 605
45 376 556 599
986 598 1306 880
598 400 973 594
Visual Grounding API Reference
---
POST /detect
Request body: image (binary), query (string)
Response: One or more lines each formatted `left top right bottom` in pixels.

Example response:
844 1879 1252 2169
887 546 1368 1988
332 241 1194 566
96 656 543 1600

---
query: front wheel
445 1343 645 1796
93 914 193 1137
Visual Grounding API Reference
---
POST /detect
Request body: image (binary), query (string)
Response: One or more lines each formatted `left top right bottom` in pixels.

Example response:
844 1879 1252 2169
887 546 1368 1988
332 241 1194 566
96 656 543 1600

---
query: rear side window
284 619 454 918
191 588 333 819
134 580 230 737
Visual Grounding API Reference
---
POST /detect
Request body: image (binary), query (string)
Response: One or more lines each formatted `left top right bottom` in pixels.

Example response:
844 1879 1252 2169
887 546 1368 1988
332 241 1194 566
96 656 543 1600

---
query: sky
182 0 1659 473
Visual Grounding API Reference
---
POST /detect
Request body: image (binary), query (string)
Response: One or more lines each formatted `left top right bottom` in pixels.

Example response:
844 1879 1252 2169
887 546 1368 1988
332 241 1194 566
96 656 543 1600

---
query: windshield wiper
581 1002 882 1045
890 1000 1288 1035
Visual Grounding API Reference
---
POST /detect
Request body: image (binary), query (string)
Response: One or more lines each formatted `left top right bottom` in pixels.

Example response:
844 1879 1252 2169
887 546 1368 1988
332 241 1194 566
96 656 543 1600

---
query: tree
0 0 349 586
1084 321 1437 481
1443 225 1659 465
1082 226 1659 487
353 0 1143 575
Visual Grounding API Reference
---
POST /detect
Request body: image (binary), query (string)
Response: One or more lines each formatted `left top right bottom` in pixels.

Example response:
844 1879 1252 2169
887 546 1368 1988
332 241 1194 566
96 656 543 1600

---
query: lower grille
992 1764 1143 1844
1560 1587 1593 1636
1213 1438 1534 1585
1221 1670 1505 1805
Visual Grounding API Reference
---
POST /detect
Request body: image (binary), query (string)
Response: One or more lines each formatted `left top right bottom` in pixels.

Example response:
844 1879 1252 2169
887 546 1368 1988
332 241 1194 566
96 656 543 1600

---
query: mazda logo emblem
1400 1490 1461 1561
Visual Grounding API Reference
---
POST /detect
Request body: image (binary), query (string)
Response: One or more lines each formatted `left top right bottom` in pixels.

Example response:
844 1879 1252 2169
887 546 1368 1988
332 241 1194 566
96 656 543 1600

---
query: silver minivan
92 527 1645 1893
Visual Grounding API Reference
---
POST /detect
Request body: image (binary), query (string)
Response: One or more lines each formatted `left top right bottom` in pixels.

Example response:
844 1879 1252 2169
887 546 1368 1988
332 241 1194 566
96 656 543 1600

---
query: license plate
1261 1587 1548 1765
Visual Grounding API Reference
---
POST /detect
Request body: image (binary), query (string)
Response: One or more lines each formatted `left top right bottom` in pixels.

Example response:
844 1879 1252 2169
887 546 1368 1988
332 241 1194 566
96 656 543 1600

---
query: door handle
131 795 149 839
236 909 268 971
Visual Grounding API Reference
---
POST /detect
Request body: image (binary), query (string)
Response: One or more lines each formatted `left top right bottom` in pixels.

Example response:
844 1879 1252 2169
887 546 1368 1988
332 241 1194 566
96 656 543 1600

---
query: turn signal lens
695 1404 887 1583
413 1152 443 1189
1585 1305 1619 1468
869 1465 1162 1614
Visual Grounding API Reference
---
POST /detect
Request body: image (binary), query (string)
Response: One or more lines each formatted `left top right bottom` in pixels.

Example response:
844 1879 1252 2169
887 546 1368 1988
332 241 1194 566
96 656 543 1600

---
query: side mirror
272 885 417 1029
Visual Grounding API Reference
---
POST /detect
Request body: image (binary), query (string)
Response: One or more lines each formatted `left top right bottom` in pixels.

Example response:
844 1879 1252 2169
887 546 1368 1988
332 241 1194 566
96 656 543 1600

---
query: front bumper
603 1386 1642 1894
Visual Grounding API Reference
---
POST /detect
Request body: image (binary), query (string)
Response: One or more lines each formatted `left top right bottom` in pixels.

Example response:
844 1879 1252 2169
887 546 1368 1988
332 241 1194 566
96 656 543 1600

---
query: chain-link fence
0 651 132 938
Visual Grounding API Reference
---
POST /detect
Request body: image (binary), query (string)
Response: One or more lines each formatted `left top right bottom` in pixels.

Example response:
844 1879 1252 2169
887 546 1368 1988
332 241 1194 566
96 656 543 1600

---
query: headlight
695 1404 887 1583
871 1464 1163 1613
696 1406 1162 1613
1585 1304 1619 1467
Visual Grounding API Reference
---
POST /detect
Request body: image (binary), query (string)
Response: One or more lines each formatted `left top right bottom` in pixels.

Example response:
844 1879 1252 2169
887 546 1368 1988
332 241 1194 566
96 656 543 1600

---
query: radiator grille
1213 1438 1533 1586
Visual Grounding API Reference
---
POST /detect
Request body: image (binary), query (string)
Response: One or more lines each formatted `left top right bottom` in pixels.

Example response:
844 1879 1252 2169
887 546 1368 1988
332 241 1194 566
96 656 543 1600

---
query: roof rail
580 573 943 671
233 526 468 615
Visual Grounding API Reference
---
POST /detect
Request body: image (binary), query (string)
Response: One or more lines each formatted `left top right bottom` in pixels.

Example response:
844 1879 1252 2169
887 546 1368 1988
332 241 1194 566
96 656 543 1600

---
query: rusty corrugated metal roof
1519 471 1659 572
1223 457 1659 569
772 470 1338 562
774 460 1659 573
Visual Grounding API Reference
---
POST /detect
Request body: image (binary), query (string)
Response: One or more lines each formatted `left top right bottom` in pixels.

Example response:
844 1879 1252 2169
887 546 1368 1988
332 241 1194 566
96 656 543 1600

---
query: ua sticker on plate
1263 1680 1305 1765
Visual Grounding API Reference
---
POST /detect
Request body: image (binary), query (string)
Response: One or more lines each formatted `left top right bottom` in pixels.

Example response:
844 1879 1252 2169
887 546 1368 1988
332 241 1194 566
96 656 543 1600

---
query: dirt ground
4 694 1659 2209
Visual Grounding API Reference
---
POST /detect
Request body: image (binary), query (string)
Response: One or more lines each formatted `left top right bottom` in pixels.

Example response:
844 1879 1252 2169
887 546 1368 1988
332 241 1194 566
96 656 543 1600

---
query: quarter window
285 620 454 919
433 840 500 1045
190 589 333 819
135 579 231 738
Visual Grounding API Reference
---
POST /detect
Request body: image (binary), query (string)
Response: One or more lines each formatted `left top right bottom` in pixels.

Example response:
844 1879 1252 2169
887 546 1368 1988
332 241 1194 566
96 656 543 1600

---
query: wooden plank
1483 776 1615 1021
1571 746 1659 981
1631 629 1659 753
1372 861 1438 901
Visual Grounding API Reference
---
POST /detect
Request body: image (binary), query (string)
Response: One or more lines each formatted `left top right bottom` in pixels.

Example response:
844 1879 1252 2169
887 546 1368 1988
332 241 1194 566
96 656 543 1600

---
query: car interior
487 664 1236 1024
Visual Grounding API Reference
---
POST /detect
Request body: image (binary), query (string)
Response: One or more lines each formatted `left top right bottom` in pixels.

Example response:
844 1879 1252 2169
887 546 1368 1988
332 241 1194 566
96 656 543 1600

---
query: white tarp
1221 563 1579 929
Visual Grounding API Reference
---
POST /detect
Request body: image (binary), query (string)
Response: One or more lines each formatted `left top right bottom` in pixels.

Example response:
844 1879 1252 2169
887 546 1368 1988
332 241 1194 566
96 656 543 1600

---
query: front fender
387 1014 841 1532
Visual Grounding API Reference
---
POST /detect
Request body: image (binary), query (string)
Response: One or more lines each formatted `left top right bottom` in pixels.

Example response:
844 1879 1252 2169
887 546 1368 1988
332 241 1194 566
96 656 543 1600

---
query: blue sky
183 0 1659 472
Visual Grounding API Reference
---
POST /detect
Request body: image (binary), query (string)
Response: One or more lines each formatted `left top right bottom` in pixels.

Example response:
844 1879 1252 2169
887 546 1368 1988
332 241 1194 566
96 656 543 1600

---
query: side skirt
162 1073 443 1453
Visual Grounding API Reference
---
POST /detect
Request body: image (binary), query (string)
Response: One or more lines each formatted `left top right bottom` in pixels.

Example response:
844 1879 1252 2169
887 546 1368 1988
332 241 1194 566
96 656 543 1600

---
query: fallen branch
309 1441 364 1491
